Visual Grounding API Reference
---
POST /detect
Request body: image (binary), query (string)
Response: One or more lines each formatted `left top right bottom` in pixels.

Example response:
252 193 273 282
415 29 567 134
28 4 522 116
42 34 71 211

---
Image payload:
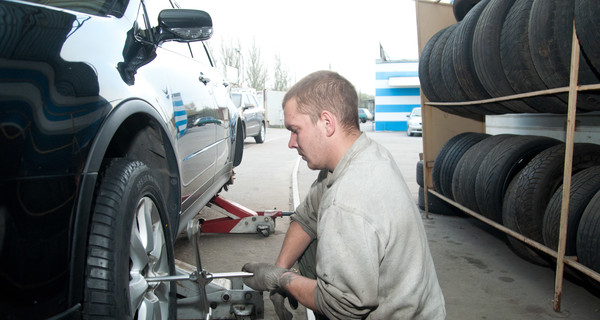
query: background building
374 59 421 131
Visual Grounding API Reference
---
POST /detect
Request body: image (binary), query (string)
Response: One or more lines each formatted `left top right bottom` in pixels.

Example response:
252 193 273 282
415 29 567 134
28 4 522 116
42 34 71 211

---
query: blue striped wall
374 60 420 131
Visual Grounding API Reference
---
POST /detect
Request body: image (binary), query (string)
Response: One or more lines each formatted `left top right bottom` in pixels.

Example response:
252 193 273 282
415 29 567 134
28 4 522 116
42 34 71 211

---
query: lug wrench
145 219 253 318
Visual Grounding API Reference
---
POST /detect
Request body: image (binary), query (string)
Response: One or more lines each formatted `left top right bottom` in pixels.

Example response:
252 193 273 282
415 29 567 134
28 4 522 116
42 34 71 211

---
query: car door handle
199 72 211 85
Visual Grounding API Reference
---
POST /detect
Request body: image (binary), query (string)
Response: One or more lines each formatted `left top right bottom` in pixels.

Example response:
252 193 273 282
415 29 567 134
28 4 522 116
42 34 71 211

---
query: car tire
577 190 600 274
452 0 512 114
428 24 458 103
233 120 244 167
83 159 176 319
433 132 486 197
575 0 600 76
472 0 537 113
416 160 424 188
254 123 266 144
542 166 600 256
453 0 482 22
502 143 600 265
437 132 489 199
530 0 600 111
500 0 567 113
475 135 561 223
419 27 445 103
418 187 465 216
452 134 515 212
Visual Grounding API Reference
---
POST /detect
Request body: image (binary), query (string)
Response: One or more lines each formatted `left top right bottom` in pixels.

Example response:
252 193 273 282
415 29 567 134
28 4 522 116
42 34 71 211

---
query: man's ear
320 111 336 137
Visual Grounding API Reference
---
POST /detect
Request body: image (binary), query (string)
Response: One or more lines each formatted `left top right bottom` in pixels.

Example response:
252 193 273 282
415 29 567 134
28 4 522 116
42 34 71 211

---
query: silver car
407 107 422 136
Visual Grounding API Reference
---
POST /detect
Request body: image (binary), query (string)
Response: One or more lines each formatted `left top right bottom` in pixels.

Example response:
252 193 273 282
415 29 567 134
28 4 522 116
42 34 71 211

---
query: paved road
175 123 600 319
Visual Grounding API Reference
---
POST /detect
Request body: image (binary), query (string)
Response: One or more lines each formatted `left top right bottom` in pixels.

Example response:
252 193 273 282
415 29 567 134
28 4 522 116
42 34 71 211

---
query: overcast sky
180 0 420 95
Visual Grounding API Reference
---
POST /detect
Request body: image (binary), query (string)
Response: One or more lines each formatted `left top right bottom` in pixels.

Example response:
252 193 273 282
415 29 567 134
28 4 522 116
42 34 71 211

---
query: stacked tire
416 160 464 216
421 132 600 277
503 144 600 266
418 0 600 115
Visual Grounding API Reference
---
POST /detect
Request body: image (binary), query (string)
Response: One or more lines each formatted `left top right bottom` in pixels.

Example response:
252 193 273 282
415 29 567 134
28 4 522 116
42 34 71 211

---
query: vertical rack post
553 20 580 312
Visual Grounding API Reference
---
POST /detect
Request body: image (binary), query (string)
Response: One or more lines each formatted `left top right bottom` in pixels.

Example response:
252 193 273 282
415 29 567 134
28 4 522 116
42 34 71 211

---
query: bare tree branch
245 38 268 90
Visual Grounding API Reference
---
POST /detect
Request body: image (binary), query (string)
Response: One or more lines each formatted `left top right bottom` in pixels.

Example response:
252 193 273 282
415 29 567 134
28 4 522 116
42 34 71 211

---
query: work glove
270 290 297 320
241 262 288 291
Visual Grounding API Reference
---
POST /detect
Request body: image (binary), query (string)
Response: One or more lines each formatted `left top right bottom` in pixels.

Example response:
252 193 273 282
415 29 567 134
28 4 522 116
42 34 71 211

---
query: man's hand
270 291 297 320
241 262 288 291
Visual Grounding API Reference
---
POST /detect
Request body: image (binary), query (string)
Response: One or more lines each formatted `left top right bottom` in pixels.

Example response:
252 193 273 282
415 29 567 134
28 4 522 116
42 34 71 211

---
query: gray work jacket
292 133 446 319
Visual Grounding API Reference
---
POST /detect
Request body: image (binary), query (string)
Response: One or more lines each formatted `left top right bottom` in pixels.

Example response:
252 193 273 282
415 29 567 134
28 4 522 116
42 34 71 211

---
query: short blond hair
283 70 359 131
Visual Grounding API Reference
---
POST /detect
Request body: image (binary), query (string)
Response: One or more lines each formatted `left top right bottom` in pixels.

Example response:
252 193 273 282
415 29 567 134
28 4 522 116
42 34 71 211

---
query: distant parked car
0 0 244 319
232 88 266 143
407 107 422 136
358 108 374 123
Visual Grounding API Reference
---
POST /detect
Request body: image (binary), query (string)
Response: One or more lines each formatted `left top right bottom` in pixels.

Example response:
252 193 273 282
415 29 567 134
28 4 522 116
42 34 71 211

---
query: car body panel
0 0 239 318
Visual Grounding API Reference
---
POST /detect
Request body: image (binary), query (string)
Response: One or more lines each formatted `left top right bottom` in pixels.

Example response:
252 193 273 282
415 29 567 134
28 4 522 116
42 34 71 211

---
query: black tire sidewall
416 160 424 188
577 190 600 274
475 136 561 223
543 166 600 255
254 123 266 143
234 120 244 166
84 159 176 318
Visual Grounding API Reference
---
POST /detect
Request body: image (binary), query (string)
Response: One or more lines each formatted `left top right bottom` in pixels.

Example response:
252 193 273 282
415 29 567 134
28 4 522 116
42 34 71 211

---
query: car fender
68 98 181 307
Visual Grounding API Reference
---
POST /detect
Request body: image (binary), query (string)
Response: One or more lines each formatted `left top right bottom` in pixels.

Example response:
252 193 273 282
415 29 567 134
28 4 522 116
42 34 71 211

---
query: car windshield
22 0 128 17
412 108 422 117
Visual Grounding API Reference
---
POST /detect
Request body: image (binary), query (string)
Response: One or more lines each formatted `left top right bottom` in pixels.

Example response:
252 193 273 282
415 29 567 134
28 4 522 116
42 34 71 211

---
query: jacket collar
326 132 368 188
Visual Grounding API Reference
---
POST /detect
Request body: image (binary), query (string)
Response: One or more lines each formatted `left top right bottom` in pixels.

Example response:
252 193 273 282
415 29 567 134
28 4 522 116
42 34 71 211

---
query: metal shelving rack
415 0 600 312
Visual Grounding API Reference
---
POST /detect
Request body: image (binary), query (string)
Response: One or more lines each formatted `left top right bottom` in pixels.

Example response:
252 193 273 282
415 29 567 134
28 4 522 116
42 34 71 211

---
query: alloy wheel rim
129 196 171 319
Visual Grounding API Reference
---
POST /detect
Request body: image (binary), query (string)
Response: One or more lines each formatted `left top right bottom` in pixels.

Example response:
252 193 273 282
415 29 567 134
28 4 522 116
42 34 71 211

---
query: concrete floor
174 124 600 319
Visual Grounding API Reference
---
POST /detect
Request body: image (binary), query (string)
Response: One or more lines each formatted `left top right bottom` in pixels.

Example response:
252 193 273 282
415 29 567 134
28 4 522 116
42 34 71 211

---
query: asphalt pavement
174 123 600 319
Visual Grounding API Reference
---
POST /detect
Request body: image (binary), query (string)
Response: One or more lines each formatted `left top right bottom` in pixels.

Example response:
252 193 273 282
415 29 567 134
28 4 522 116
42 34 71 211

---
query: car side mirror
157 9 213 43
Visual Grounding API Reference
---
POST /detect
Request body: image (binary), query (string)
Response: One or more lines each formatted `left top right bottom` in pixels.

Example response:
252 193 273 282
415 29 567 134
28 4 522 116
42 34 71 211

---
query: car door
143 1 218 213
244 93 260 136
188 41 233 178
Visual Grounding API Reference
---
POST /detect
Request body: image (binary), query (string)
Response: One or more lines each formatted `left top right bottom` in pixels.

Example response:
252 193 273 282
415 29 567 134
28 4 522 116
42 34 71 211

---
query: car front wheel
83 159 176 319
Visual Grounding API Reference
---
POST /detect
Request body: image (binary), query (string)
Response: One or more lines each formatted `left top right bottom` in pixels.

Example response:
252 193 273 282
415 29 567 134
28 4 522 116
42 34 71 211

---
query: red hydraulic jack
201 195 294 237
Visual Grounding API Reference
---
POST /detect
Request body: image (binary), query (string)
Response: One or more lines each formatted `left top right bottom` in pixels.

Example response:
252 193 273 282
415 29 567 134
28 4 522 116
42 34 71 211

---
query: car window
22 0 128 17
413 108 422 117
161 42 193 57
248 95 259 108
142 0 168 28
231 93 242 108
141 0 196 58
188 41 214 67
134 0 163 43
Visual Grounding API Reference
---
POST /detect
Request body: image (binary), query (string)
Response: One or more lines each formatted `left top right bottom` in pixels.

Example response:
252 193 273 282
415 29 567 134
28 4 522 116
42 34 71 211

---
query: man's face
284 98 327 170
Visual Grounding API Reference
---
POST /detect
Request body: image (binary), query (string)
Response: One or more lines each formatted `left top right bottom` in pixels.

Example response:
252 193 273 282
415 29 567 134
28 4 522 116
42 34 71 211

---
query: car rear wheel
83 159 176 319
254 123 266 144
233 119 244 166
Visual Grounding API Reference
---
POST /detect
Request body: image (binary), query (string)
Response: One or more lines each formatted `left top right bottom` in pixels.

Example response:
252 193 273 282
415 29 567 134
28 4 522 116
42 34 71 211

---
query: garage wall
375 60 421 131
